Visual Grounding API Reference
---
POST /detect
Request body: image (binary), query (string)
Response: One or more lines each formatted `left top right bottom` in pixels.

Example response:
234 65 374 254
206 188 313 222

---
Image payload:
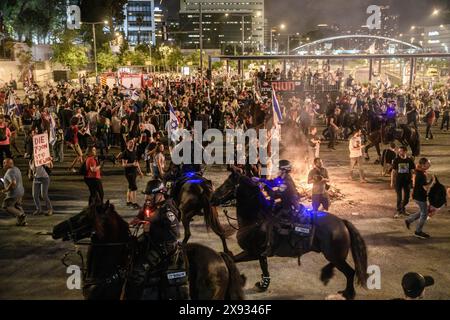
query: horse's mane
236 175 270 221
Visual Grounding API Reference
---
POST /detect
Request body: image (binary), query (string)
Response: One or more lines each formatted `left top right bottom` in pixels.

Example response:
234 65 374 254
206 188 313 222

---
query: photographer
308 158 330 212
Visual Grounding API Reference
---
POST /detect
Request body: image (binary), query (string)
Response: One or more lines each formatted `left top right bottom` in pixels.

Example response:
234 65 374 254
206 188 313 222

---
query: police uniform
126 181 189 300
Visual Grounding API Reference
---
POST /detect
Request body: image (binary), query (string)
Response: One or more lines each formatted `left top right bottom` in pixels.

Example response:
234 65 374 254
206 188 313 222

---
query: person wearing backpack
83 146 104 205
0 115 12 169
29 158 53 216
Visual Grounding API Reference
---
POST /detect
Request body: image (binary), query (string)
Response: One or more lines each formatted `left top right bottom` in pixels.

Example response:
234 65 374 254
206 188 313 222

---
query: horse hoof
338 290 355 300
254 282 269 292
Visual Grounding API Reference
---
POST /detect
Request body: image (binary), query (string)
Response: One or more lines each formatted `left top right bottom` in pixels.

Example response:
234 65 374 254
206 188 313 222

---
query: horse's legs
182 214 191 244
320 263 335 286
220 236 232 257
334 260 356 300
255 256 271 292
233 250 259 263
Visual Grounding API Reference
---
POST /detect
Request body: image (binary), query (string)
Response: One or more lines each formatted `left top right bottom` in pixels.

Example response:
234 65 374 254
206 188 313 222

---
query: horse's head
211 166 241 206
52 200 125 243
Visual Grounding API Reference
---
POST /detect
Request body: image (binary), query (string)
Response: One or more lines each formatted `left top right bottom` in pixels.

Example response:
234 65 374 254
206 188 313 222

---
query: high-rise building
424 25 450 53
123 0 156 46
178 0 264 54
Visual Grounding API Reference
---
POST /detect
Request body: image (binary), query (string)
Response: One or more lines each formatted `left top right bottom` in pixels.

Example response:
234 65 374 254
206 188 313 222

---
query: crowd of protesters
0 68 448 238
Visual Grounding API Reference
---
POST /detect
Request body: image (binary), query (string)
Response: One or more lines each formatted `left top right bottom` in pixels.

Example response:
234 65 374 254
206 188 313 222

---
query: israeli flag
49 114 57 146
131 90 140 101
272 88 283 128
168 101 180 142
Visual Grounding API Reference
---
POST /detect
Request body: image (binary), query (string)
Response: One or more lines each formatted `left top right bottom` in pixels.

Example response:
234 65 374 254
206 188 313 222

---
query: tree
97 45 119 71
52 30 88 71
0 0 66 43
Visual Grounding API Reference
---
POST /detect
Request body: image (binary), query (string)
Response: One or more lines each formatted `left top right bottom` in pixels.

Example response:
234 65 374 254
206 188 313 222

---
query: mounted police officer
126 179 189 300
253 160 301 257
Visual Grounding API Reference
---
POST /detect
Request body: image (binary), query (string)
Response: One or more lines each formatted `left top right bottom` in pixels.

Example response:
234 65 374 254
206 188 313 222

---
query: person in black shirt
381 142 397 176
405 158 436 239
122 139 143 209
391 146 415 218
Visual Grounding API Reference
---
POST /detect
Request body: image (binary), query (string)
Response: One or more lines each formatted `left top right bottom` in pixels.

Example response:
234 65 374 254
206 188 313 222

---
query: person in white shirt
349 129 367 183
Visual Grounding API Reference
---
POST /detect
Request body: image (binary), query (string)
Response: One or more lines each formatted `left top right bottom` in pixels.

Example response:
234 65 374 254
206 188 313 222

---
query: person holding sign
29 157 53 216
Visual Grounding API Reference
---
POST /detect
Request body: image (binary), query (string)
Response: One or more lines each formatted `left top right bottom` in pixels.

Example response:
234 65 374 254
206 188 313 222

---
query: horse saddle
274 205 315 238
141 243 189 300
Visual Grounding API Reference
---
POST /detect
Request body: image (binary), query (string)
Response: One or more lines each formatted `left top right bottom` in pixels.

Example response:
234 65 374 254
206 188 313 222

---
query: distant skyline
168 0 450 34
266 0 450 34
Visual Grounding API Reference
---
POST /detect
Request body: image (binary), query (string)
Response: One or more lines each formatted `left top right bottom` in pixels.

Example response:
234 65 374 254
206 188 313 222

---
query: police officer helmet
144 179 166 195
279 160 292 172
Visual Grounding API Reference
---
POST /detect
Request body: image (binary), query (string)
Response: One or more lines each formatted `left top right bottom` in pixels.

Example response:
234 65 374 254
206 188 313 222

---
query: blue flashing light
186 179 203 184
184 172 196 178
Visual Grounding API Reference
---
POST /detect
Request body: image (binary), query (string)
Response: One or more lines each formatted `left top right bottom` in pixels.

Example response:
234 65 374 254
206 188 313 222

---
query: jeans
425 124 433 139
406 200 428 233
395 182 411 213
53 142 64 162
33 177 52 212
350 157 365 180
312 194 330 211
2 197 25 222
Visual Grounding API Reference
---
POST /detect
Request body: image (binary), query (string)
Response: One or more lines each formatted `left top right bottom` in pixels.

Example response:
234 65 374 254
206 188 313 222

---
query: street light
80 20 109 82
432 9 440 16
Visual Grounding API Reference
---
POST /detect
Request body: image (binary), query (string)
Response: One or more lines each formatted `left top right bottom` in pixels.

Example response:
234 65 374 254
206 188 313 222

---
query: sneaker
126 202 132 207
393 212 401 219
405 220 411 230
414 231 430 239
71 168 77 173
16 215 28 226
132 203 140 210
32 210 42 216
45 209 53 216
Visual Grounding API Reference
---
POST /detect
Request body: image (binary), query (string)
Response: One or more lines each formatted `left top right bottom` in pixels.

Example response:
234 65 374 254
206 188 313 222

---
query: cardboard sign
33 133 51 167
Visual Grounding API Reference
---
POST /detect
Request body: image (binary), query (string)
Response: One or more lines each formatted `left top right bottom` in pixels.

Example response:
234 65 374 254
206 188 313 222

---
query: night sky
266 0 450 33
168 0 450 33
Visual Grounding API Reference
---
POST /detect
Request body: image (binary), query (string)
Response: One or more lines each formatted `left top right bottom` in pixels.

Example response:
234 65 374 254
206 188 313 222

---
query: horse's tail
343 220 368 288
203 197 235 239
220 252 246 300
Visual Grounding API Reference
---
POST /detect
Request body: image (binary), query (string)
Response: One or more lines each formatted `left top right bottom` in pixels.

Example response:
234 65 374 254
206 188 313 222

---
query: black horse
52 201 246 300
211 170 368 300
165 163 234 254
364 123 420 161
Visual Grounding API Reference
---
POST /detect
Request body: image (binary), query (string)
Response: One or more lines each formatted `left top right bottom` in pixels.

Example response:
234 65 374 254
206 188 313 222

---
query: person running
391 146 415 218
2 158 26 226
122 139 143 209
405 158 436 239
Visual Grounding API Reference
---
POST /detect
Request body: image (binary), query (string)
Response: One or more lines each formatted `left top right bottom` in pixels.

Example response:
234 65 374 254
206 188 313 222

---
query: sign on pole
33 133 51 167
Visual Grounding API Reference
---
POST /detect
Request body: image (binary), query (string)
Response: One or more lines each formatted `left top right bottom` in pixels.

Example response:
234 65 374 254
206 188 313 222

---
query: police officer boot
255 275 271 292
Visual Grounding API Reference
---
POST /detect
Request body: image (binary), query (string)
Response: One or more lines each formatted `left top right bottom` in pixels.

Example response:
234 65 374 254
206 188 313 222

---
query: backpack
428 177 447 208
0 126 7 141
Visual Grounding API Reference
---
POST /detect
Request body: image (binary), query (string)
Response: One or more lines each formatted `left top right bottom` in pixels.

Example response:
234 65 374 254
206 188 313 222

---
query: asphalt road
0 124 449 300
